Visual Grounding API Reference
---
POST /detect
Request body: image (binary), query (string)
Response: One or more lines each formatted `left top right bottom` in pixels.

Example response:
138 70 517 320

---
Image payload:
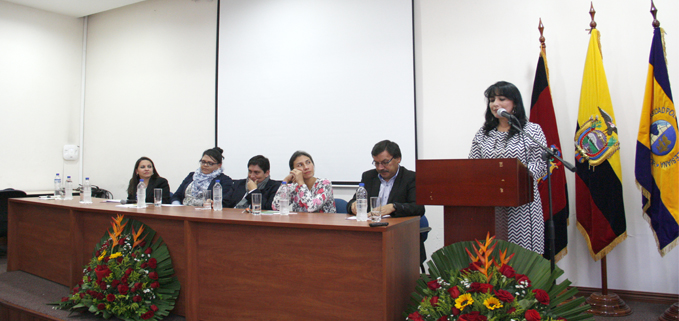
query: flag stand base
585 292 632 316
659 302 678 321
586 256 632 316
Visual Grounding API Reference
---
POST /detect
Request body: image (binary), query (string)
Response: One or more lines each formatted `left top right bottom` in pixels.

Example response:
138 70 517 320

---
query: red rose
499 265 515 278
427 280 440 290
533 289 550 305
507 307 516 314
557 318 567 321
147 258 157 269
98 293 105 300
97 303 106 310
150 305 158 312
61 297 69 302
515 274 531 287
437 317 448 321
408 311 425 321
458 311 488 321
134 282 143 291
103 256 109 262
117 283 129 295
141 311 155 320
121 275 129 284
139 241 146 248
98 281 107 290
141 262 148 269
118 238 125 246
144 248 153 255
125 268 133 276
94 265 112 281
469 282 493 293
525 309 541 321
148 271 159 280
494 289 514 302
150 281 160 289
448 286 461 298
111 280 120 289
430 296 439 306
131 253 137 258
79 293 85 298
452 307 461 316
116 257 123 263
133 295 142 303
106 293 115 302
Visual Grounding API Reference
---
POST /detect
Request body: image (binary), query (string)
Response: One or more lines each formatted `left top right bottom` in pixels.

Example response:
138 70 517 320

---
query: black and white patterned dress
469 122 548 254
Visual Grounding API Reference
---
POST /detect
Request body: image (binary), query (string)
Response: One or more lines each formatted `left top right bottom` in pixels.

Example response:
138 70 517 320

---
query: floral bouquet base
51 215 180 320
405 235 593 321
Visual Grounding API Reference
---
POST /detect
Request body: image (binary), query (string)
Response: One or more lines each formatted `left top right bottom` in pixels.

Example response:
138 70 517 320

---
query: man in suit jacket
347 140 427 264
224 155 280 210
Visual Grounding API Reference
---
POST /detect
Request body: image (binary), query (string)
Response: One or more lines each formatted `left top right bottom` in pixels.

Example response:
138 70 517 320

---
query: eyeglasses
372 157 394 167
199 160 218 166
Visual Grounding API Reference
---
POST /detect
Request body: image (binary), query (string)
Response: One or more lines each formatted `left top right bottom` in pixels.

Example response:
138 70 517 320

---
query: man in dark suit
224 155 281 210
347 140 427 264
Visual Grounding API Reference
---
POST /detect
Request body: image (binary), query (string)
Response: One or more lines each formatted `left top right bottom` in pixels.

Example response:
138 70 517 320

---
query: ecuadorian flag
635 27 678 257
574 29 627 261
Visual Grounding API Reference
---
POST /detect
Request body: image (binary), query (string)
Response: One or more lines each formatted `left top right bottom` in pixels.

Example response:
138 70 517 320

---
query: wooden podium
416 159 533 245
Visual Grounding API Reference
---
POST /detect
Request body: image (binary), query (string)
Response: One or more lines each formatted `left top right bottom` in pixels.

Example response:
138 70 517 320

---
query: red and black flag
529 48 569 262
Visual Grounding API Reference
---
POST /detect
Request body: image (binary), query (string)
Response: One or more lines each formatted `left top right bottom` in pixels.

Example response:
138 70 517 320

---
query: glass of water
154 188 163 207
370 197 381 222
203 190 212 209
251 193 262 215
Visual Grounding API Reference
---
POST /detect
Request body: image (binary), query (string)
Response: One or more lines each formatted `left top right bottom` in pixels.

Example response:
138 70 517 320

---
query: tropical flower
404 234 593 321
52 215 180 321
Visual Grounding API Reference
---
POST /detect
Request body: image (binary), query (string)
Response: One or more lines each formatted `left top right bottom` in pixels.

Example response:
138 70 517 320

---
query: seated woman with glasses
171 147 233 206
272 151 336 213
126 157 171 204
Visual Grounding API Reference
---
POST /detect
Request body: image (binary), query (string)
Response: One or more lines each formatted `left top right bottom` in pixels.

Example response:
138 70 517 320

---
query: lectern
416 159 533 245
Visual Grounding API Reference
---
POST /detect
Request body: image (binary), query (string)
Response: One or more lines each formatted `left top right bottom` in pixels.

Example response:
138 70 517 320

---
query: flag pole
581 4 631 316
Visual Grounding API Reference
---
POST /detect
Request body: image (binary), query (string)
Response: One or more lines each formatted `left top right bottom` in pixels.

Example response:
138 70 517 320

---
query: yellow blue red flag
635 27 678 257
574 29 627 261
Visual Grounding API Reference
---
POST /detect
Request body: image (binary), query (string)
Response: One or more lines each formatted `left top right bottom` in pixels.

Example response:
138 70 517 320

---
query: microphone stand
506 115 575 272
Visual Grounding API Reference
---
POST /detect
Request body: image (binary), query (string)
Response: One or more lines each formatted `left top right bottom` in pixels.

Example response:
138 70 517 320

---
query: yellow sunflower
483 296 503 310
454 293 474 309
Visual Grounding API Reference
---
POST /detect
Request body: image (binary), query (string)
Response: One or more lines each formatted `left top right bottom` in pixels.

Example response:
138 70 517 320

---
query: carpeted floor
0 255 673 321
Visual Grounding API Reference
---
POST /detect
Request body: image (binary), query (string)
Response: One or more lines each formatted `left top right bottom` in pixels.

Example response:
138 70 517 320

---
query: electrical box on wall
63 145 79 161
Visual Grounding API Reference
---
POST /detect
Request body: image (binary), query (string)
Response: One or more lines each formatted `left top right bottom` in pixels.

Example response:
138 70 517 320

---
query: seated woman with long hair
272 151 336 213
126 157 171 204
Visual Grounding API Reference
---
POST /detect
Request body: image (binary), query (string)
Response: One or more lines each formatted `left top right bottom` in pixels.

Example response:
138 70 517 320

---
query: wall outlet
63 145 79 161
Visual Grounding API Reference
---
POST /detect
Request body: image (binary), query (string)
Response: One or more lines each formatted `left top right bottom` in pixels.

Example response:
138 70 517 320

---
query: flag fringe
554 247 567 263
576 222 628 262
635 180 652 213
640 204 679 258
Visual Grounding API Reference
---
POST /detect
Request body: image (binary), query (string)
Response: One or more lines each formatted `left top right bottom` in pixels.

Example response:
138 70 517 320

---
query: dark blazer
346 166 425 217
170 172 234 206
127 177 171 204
224 179 281 210
347 166 426 265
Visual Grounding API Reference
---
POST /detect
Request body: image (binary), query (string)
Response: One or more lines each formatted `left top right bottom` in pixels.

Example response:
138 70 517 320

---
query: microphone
497 108 514 120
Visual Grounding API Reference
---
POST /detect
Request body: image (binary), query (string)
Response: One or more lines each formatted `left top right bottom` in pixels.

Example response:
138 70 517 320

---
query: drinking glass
251 193 262 215
370 196 381 222
154 188 163 207
203 190 212 209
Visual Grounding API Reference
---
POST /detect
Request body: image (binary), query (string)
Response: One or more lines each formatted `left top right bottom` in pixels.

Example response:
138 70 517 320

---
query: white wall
82 0 218 199
0 1 83 190
415 0 679 294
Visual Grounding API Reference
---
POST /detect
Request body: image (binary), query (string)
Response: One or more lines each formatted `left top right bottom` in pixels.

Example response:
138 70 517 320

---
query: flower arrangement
405 234 592 321
53 215 180 320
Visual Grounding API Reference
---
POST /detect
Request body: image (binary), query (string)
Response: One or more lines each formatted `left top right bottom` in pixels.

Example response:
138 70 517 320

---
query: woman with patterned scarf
171 147 234 206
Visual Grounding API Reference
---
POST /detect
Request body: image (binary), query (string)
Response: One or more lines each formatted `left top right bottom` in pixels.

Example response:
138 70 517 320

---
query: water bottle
213 180 222 211
356 183 368 221
64 176 73 200
54 173 63 199
279 182 289 215
137 179 147 208
81 177 92 204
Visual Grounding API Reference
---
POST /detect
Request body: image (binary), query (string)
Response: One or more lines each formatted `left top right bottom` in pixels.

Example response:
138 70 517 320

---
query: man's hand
350 202 357 214
377 204 396 216
246 179 257 192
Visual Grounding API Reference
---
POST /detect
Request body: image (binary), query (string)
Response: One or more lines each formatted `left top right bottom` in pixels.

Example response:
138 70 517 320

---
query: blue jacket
171 172 234 206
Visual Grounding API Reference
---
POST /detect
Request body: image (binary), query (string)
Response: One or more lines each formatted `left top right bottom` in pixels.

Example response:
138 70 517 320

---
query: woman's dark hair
248 155 270 172
371 140 402 159
288 151 314 170
482 81 527 139
202 147 224 164
127 157 160 196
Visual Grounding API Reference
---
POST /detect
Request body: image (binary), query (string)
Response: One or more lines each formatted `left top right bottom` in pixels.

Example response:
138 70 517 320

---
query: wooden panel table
7 198 419 321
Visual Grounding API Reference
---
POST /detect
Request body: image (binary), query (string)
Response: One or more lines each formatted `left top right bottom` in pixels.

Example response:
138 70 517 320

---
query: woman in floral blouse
272 151 336 213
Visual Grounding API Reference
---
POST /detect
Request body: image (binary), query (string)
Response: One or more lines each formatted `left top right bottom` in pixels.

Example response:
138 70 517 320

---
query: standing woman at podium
468 81 547 254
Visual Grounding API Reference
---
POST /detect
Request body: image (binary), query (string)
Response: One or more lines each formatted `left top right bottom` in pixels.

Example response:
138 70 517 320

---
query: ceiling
4 0 147 17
